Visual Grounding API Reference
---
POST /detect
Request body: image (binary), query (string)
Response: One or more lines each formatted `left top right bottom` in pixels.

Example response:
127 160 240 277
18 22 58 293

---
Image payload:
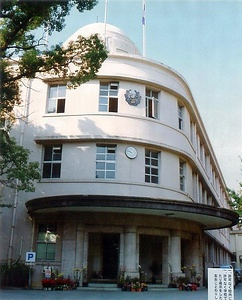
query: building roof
63 22 141 56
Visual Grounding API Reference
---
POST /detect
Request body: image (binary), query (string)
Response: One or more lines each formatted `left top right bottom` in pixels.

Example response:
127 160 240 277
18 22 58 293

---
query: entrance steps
79 283 119 291
78 283 170 291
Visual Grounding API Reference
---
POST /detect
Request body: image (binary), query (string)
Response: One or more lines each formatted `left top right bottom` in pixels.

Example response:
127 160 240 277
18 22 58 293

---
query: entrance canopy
26 195 238 230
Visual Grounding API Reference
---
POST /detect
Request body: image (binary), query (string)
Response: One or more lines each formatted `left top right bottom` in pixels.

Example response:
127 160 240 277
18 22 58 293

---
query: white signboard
208 268 234 300
25 251 36 263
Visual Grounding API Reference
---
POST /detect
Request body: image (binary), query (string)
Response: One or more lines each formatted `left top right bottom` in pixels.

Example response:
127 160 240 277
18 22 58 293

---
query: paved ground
0 284 242 300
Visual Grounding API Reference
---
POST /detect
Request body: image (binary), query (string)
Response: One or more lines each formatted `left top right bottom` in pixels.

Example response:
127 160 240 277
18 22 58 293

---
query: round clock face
125 146 137 159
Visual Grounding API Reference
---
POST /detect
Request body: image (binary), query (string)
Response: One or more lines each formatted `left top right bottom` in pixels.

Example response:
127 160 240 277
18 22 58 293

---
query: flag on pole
142 0 146 57
142 0 146 26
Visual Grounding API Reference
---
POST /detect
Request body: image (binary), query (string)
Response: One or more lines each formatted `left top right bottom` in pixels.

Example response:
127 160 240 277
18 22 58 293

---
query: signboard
25 251 36 263
208 268 234 300
44 268 51 278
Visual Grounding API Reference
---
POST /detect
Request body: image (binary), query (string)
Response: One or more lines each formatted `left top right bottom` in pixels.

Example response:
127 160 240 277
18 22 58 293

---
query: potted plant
131 278 141 292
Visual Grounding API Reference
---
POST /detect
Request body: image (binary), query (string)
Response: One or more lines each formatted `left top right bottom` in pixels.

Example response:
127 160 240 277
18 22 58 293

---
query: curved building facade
1 23 238 287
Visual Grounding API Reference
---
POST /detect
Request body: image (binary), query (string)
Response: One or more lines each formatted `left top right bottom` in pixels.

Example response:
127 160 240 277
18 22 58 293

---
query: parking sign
26 252 36 263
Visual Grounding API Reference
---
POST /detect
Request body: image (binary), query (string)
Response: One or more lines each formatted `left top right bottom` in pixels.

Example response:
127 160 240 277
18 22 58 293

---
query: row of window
42 144 186 190
46 83 183 128
45 83 225 204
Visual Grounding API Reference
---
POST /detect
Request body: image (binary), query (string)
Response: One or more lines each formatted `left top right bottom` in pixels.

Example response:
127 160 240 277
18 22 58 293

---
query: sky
44 0 242 191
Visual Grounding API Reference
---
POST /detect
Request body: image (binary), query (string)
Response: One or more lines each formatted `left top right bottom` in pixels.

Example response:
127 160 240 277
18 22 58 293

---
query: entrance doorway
102 234 119 279
88 233 120 281
139 234 163 283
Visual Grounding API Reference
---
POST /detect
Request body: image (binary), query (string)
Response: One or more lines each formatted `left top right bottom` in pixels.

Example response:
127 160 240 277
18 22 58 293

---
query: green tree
1 0 107 123
0 131 40 193
0 0 107 195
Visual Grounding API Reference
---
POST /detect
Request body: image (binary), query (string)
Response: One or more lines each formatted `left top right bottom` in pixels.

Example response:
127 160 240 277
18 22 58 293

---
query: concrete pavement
0 284 242 300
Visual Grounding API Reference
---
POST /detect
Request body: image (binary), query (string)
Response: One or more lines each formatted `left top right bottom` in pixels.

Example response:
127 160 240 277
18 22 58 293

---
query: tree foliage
0 131 41 192
0 0 107 194
1 0 107 123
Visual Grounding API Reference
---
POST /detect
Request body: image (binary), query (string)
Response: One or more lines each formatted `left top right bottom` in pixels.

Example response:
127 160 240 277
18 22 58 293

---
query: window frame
99 82 119 113
179 160 186 191
178 104 183 130
42 145 62 178
96 144 116 179
36 224 57 261
47 84 66 114
145 89 159 119
145 149 159 184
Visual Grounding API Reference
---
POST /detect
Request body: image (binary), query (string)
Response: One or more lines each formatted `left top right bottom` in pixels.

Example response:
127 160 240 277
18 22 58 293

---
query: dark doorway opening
102 233 119 279
88 232 120 282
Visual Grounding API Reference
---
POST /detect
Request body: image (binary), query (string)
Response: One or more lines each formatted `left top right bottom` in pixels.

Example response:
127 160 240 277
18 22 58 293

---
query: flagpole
104 0 108 48
142 0 146 57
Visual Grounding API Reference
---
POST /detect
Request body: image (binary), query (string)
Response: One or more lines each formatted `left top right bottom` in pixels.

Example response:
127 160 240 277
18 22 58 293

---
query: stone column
124 226 139 278
61 222 76 278
119 232 125 269
162 237 169 284
74 225 85 285
169 231 182 281
82 231 89 282
191 234 201 283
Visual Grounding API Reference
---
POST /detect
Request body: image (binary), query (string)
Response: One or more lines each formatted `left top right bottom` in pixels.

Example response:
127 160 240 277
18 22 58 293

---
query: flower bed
121 277 148 292
179 283 198 291
41 278 76 290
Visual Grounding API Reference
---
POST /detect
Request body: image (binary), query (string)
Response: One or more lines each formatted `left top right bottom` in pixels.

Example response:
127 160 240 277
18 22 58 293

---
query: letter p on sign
26 252 36 263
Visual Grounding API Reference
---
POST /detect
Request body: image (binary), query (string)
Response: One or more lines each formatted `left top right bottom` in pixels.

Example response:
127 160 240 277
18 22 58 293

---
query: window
47 85 66 113
145 89 158 118
42 145 62 178
99 82 119 112
96 145 116 179
179 160 186 191
178 104 183 130
145 149 159 183
36 224 57 260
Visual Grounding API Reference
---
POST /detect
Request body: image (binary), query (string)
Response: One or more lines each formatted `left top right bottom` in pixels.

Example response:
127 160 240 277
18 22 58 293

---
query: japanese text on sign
208 268 234 300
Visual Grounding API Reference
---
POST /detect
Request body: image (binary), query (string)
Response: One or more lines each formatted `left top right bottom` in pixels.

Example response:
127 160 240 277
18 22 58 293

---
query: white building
231 230 242 270
1 23 238 288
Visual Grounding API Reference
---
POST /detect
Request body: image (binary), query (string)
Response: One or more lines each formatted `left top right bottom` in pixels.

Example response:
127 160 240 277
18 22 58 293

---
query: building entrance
88 232 120 281
139 234 163 283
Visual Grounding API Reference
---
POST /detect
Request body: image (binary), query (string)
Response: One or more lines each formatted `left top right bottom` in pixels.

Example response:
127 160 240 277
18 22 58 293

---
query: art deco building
1 23 238 287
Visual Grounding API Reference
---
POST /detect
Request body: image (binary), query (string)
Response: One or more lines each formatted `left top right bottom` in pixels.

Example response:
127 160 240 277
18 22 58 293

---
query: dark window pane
148 100 153 117
57 98 65 113
53 146 62 161
46 244 56 260
52 163 61 178
109 98 118 112
152 176 158 184
44 147 53 161
43 163 51 178
36 243 47 260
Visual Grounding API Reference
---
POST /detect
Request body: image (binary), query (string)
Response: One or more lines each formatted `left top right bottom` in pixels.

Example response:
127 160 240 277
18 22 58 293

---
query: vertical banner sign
208 268 234 300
